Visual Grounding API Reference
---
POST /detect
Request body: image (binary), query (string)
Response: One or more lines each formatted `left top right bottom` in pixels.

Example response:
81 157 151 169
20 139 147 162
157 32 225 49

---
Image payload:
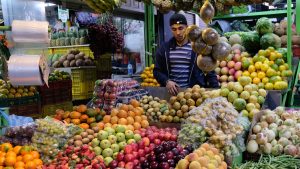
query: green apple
108 135 117 144
102 148 113 158
113 152 119 159
133 134 142 142
98 130 109 140
125 130 134 140
100 139 111 149
104 156 113 166
104 127 115 135
116 132 126 142
115 125 126 133
118 141 127 150
93 146 102 155
111 143 120 153
91 138 100 147
127 139 136 144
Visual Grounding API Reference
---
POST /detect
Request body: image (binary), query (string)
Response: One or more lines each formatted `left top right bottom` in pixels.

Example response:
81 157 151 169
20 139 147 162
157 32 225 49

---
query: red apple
159 133 165 140
134 165 142 169
118 161 126 168
138 141 145 149
133 159 139 166
117 152 125 161
154 139 161 145
142 137 150 146
132 143 139 152
138 149 145 158
149 143 156 151
139 156 146 162
125 162 134 169
164 132 172 141
140 132 146 137
132 151 139 159
148 135 155 143
125 154 134 163
109 160 118 169
124 146 133 154
144 147 151 154
170 135 177 141
153 132 159 139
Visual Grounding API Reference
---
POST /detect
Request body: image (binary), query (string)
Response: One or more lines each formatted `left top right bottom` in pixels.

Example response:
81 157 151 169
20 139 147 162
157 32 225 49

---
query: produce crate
9 102 41 118
38 80 72 105
42 101 73 116
0 94 40 107
70 67 96 100
95 54 112 79
149 122 181 130
48 45 94 58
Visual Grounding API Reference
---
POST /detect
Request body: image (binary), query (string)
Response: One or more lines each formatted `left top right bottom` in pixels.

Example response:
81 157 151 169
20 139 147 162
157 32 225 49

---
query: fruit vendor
154 13 219 95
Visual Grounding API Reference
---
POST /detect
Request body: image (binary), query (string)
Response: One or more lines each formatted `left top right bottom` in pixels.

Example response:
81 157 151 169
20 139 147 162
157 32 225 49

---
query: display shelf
213 9 288 20
48 44 90 49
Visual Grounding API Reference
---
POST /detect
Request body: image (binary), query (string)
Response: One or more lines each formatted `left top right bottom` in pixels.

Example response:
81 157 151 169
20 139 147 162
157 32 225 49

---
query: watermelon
260 33 281 49
256 17 274 35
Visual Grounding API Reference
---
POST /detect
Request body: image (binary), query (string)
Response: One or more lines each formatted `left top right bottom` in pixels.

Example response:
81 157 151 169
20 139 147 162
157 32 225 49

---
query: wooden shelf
48 44 90 49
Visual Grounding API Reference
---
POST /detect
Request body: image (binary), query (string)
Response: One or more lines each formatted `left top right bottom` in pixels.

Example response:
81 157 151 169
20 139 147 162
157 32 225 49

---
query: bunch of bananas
85 0 124 13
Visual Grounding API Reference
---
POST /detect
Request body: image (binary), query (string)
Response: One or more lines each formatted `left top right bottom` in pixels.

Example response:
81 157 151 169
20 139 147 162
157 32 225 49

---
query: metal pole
144 3 155 67
287 0 292 67
296 0 300 34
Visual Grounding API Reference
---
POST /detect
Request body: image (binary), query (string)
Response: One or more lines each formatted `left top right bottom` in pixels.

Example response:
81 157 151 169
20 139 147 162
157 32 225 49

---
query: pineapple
59 38 65 46
161 0 173 11
55 39 60 46
71 37 76 46
75 38 80 45
65 38 71 46
215 2 224 12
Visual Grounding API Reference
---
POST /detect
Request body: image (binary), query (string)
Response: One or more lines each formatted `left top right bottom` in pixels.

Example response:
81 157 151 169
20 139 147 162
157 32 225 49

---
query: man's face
171 24 187 43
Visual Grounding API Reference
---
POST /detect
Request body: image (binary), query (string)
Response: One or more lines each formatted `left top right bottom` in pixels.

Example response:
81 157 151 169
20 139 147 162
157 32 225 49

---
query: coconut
212 42 231 61
202 28 219 46
192 37 207 54
186 25 202 42
196 55 217 72
200 0 215 24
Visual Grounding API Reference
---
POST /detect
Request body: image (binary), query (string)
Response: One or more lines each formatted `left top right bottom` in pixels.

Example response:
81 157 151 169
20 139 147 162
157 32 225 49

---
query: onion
281 112 292 120
253 125 262 134
247 140 259 153
279 129 292 139
260 121 269 129
262 143 272 154
271 140 277 146
256 133 268 145
262 129 275 142
266 113 276 124
271 144 283 156
284 145 298 156
249 134 257 140
278 137 291 147
284 119 296 126
274 106 285 116
269 123 278 129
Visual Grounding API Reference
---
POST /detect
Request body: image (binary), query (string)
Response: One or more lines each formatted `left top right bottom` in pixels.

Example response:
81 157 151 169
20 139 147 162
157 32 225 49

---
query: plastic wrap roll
8 54 43 86
12 20 49 44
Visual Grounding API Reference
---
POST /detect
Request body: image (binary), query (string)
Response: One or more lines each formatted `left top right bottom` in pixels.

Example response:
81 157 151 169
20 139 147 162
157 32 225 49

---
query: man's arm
206 71 220 88
153 47 169 86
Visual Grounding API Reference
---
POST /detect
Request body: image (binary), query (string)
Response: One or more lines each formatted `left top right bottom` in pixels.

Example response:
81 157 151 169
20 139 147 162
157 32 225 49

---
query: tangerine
110 109 119 117
110 116 119 124
16 156 22 161
126 125 134 131
118 118 127 125
33 159 43 166
13 146 22 155
128 105 134 111
126 117 134 125
76 105 87 113
133 122 141 130
118 110 128 118
22 154 33 163
1 143 13 152
79 114 89 122
25 161 36 169
30 151 40 159
141 120 149 128
141 115 147 120
5 156 16 166
130 99 140 108
119 104 129 112
128 111 135 117
134 116 142 123
14 161 25 168
103 115 111 123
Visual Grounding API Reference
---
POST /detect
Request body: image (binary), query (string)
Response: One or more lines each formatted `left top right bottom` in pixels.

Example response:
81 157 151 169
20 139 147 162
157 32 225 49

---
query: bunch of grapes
88 22 124 58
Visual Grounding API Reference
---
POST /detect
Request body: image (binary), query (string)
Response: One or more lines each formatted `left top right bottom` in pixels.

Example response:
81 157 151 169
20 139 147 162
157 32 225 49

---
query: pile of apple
215 49 246 84
176 143 227 169
139 95 169 122
43 144 105 169
135 126 178 143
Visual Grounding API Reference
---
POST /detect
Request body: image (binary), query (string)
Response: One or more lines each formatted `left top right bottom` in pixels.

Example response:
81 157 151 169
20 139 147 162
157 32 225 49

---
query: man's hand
166 80 179 96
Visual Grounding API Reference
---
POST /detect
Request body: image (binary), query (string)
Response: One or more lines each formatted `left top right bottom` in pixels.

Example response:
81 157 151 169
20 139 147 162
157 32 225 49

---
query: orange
71 119 81 125
126 117 134 125
0 152 6 157
118 118 127 125
80 114 89 122
128 111 135 117
30 151 40 159
133 122 141 130
97 122 105 130
110 109 119 117
15 161 25 168
252 77 261 84
76 105 87 113
103 115 111 123
119 104 129 112
130 99 140 108
13 146 22 155
15 167 25 169
141 120 149 128
118 110 128 118
87 117 96 124
16 156 22 161
110 116 119 124
6 151 16 157
141 115 147 120
33 159 43 166
5 156 16 166
0 156 5 165
22 154 33 163
128 105 134 111
25 161 36 169
69 111 81 119
104 123 112 128
135 107 144 115
1 143 13 152
79 123 89 129
134 116 142 123
126 125 134 131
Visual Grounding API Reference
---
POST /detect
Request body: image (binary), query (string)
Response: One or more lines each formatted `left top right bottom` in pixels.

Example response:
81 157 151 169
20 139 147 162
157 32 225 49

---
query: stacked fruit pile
139 95 168 122
220 80 267 118
101 100 150 131
0 123 37 146
54 105 105 129
52 49 94 68
0 143 43 169
176 143 227 169
50 30 88 47
48 70 71 82
140 64 160 87
31 117 82 164
0 80 37 99
241 47 292 90
177 123 207 150
166 85 220 122
215 49 246 84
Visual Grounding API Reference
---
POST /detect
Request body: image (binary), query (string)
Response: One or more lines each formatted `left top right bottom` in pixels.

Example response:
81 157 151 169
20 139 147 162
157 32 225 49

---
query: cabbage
256 17 274 35
260 33 281 49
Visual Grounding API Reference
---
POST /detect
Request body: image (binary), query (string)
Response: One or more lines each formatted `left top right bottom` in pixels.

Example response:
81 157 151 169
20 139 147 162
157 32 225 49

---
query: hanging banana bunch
84 0 126 13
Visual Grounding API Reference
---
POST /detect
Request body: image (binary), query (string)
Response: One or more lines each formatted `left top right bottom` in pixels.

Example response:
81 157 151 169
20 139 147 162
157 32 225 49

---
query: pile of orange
100 99 150 131
54 105 106 129
0 143 43 169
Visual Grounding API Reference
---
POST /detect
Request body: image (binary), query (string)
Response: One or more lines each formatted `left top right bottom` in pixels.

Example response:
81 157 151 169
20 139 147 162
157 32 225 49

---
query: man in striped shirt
154 13 219 95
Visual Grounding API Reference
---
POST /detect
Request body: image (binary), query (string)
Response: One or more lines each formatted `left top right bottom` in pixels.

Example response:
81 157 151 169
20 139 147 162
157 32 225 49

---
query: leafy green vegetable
277 48 287 62
260 33 282 49
256 17 274 35
224 31 260 54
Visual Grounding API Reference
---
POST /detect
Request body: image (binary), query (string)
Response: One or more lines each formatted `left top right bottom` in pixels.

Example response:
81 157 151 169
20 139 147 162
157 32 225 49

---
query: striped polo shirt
169 43 192 88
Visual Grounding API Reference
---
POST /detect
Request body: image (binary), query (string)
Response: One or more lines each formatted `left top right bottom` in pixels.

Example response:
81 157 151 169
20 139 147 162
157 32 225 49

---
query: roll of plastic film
11 20 49 44
8 54 43 86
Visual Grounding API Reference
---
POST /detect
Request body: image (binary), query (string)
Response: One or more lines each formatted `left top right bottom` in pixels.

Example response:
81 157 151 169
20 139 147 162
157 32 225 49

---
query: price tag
58 8 69 23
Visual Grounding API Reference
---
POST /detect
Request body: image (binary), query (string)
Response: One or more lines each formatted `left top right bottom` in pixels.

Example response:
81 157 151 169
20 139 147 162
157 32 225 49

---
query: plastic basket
39 80 72 105
9 102 42 118
95 54 112 79
42 101 73 116
71 67 96 100
0 94 40 107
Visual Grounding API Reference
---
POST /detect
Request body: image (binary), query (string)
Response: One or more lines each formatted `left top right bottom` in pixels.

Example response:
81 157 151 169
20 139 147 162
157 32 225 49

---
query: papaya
87 108 97 117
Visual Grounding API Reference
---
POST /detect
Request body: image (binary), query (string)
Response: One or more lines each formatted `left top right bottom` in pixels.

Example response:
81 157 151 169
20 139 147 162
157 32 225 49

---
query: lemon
252 77 261 84
265 49 271 56
265 83 274 90
242 71 250 76
248 65 256 73
250 72 258 79
262 77 269 84
257 71 266 79
254 62 262 70
269 52 277 61
258 49 266 56
268 46 275 52
268 61 274 66
260 63 269 72
279 65 287 71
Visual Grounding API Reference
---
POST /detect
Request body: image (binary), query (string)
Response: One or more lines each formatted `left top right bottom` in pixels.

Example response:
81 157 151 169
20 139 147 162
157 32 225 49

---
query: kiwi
92 127 100 133
84 59 93 66
87 135 94 141
81 132 88 138
59 55 67 64
74 140 83 147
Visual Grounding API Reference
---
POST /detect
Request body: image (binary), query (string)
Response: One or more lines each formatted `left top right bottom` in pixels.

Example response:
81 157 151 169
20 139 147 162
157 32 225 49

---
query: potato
63 60 70 67
76 59 84 67
74 140 83 147
82 138 90 144
67 54 75 61
70 60 76 67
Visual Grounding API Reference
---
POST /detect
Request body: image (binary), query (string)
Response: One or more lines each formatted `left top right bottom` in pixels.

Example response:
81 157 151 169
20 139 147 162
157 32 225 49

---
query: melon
228 91 238 103
233 83 244 93
240 91 250 100
238 76 252 86
233 98 247 111
246 103 256 112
